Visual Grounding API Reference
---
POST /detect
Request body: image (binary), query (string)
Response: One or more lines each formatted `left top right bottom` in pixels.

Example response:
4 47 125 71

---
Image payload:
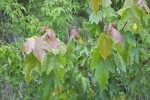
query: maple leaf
123 0 137 8
137 0 150 14
41 29 55 40
102 0 112 7
111 29 123 49
90 0 102 14
40 25 50 33
22 37 50 63
71 26 79 39
89 11 102 24
90 0 111 14
23 53 41 85
137 0 143 6
106 23 117 35
97 33 112 60
45 38 60 49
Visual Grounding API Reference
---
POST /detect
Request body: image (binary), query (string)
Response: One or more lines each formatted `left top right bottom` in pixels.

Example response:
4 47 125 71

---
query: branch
142 57 150 67
101 6 104 32
122 22 127 31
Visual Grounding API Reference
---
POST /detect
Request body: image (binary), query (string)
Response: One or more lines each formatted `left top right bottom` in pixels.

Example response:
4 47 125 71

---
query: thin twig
101 6 104 32
1 10 4 46
136 34 138 47
142 57 150 67
122 22 127 31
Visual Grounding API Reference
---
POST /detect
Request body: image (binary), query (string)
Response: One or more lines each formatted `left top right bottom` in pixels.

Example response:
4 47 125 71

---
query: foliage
0 0 150 99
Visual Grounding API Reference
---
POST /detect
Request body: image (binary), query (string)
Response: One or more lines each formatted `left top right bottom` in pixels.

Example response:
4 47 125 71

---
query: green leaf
121 6 143 33
90 0 112 14
54 54 66 84
90 0 102 14
89 10 102 24
114 53 126 72
42 54 55 75
102 0 112 8
42 73 55 100
81 77 89 92
123 0 137 8
91 47 100 70
92 57 115 89
145 34 150 44
102 7 117 25
97 33 113 60
23 53 41 85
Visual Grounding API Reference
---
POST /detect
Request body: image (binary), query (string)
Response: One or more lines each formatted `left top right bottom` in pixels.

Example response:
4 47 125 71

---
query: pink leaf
111 29 123 49
46 38 60 49
41 34 47 40
71 26 79 39
39 25 49 33
137 0 143 6
106 23 117 35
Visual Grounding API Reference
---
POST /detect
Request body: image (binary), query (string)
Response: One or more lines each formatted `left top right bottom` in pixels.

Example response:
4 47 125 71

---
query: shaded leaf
91 56 115 89
42 54 55 75
54 54 66 83
71 26 79 39
23 53 41 85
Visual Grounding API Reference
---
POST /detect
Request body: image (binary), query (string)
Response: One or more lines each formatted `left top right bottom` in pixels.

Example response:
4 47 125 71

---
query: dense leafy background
0 0 150 99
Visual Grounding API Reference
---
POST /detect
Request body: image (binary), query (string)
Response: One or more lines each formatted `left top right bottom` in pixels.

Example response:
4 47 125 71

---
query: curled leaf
41 29 55 40
137 0 143 6
71 26 79 39
47 29 55 39
111 29 123 49
40 25 49 33
106 23 117 35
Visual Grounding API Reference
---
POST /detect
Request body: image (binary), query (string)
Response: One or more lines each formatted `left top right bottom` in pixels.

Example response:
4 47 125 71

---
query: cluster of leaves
21 0 150 99
0 0 150 99
0 0 80 41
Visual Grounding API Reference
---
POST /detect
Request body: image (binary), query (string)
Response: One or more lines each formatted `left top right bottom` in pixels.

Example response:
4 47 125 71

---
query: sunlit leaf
22 37 50 63
97 33 113 60
46 38 60 49
90 0 102 14
89 10 102 24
